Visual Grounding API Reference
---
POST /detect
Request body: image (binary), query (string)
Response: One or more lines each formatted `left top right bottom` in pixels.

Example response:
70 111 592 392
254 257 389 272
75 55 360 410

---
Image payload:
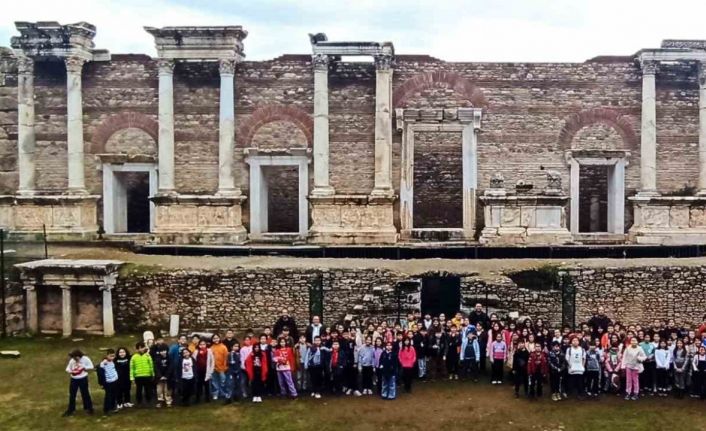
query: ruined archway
393 71 488 108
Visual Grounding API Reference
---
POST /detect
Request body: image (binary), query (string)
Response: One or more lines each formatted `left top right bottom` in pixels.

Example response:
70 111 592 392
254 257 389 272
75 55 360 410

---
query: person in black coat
513 341 530 398
328 340 347 395
428 330 447 380
378 342 399 400
273 309 300 339
114 347 132 408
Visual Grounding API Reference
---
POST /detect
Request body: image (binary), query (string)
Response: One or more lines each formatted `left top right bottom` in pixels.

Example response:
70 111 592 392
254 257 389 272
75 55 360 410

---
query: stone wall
107 263 706 334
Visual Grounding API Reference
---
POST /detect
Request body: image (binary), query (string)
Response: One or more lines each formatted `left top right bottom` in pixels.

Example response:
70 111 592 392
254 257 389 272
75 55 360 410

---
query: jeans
528 371 543 397
224 370 243 400
116 378 131 405
297 365 308 391
66 377 93 413
461 359 479 381
550 370 561 393
103 381 117 413
514 369 528 396
361 366 374 391
381 374 396 399
309 366 324 394
180 378 194 405
417 358 427 378
585 370 600 394
567 373 584 397
277 370 298 396
401 367 414 393
210 371 227 399
491 359 504 382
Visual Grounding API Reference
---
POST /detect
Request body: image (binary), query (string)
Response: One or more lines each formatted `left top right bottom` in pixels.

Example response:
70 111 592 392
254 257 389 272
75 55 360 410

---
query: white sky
2 0 705 62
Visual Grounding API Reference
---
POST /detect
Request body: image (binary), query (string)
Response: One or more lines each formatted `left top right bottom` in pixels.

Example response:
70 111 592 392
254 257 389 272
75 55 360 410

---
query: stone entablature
144 26 247 61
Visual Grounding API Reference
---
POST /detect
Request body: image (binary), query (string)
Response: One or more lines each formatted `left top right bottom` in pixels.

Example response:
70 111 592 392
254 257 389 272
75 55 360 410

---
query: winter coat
245 351 269 382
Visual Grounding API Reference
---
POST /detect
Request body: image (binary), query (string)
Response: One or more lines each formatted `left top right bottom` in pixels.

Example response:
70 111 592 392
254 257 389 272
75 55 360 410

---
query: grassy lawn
1 335 705 431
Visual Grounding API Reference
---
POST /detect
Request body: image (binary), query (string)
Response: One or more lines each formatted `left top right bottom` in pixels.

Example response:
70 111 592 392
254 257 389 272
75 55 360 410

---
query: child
225 342 242 404
239 336 252 399
329 340 347 395
428 330 447 380
129 341 155 407
585 344 602 397
154 343 173 408
512 341 530 398
527 343 548 399
398 337 417 393
639 334 656 394
98 349 118 415
565 337 586 399
209 334 229 401
379 342 398 400
621 337 647 400
414 327 428 379
358 336 376 395
603 343 622 394
245 343 269 403
114 347 132 409
672 339 689 398
693 345 706 400
294 335 309 392
305 336 327 399
373 337 385 395
273 337 298 398
192 338 213 403
489 333 507 385
548 341 565 401
460 331 480 382
176 348 195 406
62 349 94 417
446 326 461 380
654 340 671 396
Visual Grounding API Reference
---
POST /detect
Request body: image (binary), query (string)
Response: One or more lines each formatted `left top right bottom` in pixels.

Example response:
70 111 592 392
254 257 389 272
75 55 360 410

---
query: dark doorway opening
578 165 608 233
263 166 299 233
118 171 151 233
421 276 461 317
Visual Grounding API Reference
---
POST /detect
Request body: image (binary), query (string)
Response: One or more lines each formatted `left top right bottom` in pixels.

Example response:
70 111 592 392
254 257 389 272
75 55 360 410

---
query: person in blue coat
460 331 481 382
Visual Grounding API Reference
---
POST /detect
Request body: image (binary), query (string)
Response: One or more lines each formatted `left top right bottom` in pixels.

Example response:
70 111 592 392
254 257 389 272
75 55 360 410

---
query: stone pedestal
479 193 571 245
2 195 98 240
309 195 398 244
629 195 706 244
150 194 247 244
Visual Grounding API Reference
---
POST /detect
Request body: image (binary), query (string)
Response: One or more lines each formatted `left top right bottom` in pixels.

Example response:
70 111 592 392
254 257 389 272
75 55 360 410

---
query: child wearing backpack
98 349 119 415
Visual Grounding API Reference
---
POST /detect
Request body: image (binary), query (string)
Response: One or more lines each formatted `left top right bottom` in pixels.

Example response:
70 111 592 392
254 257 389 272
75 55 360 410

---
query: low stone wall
7 262 706 335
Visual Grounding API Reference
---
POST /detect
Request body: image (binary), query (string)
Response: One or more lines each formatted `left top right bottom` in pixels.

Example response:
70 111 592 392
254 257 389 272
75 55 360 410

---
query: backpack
97 364 106 387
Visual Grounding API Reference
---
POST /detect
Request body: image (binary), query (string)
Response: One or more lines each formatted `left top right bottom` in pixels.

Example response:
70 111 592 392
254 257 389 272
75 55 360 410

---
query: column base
215 188 242 198
636 190 660 198
150 193 248 245
310 186 336 198
629 194 706 245
4 194 99 240
309 194 398 244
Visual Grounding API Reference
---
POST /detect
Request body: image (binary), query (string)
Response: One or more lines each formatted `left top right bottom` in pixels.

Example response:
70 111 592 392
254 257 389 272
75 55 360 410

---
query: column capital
312 53 329 71
64 56 87 75
16 56 34 75
157 58 175 75
219 58 236 76
374 53 394 71
22 282 36 291
640 59 658 75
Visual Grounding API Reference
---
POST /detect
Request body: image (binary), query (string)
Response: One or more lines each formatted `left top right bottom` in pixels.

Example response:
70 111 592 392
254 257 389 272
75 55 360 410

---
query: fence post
42 224 48 259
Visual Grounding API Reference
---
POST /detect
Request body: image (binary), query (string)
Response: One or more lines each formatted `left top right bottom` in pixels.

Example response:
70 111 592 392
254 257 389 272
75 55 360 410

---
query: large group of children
62 305 706 416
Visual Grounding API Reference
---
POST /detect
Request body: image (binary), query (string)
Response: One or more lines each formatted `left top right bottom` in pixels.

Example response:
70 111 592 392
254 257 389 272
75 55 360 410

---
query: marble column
17 56 36 196
372 53 393 196
65 56 87 194
101 278 115 336
23 283 38 334
217 58 238 196
157 59 176 194
311 53 334 196
697 62 706 195
639 60 658 196
60 284 72 338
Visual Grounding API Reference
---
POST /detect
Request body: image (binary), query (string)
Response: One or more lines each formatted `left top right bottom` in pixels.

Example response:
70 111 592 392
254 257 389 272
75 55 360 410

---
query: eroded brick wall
413 131 463 228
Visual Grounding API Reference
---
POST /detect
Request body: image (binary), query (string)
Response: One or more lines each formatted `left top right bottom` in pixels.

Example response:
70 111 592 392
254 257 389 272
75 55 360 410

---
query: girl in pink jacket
398 338 417 393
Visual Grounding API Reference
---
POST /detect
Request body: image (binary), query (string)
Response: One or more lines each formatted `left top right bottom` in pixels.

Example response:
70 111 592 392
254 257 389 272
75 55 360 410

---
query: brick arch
393 71 488 108
558 108 638 151
237 104 313 148
89 112 158 154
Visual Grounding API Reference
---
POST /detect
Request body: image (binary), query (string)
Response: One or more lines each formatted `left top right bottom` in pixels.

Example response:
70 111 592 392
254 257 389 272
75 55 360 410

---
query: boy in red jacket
528 344 549 398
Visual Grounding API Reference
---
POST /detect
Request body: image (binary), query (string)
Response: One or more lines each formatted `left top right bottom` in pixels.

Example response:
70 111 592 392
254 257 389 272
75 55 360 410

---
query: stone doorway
420 276 461 318
102 163 157 234
245 148 311 241
568 150 627 239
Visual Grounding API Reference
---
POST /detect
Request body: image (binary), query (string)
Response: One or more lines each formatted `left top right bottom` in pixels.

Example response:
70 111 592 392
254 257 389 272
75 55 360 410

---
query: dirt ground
9 243 706 277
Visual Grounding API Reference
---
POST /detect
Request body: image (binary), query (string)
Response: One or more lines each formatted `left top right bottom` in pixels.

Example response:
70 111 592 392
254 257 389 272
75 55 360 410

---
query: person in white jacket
654 340 672 396
621 337 647 400
565 337 586 399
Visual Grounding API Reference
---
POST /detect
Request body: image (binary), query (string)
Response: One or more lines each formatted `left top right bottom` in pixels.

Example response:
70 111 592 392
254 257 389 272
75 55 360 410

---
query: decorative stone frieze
309 194 397 244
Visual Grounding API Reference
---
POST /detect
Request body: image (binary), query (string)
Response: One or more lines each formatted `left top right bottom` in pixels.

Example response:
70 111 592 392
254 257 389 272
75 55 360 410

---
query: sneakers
551 393 559 401
251 396 263 403
314 393 322 399
353 390 362 397
345 389 352 395
310 392 316 397
116 404 123 410
124 403 134 408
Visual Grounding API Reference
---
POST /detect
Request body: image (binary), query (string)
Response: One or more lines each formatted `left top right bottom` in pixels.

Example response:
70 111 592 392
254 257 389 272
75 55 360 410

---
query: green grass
1 335 705 431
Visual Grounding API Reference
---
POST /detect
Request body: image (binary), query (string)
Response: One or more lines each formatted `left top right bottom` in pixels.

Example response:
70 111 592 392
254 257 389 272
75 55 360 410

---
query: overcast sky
2 0 705 62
